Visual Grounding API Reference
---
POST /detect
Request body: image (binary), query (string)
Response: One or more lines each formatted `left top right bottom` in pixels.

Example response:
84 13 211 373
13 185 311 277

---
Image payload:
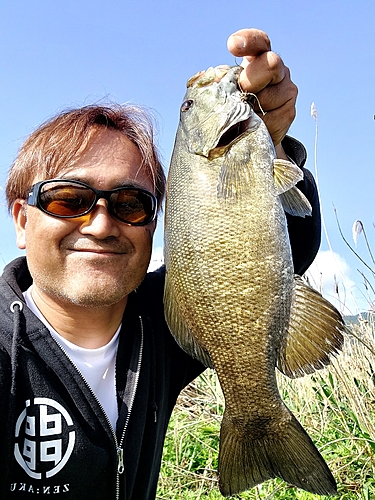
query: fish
163 64 345 497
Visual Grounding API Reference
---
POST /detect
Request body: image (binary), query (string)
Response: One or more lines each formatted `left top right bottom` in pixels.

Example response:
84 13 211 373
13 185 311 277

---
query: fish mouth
209 117 257 158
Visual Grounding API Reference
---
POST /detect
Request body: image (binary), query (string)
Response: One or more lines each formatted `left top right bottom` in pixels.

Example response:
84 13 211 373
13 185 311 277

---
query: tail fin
218 408 337 497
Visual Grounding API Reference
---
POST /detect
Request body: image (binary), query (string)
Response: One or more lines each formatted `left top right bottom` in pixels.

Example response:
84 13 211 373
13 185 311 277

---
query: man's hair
6 104 166 211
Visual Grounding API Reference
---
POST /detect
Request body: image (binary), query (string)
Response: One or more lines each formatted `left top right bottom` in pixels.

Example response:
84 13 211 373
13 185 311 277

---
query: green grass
157 318 375 499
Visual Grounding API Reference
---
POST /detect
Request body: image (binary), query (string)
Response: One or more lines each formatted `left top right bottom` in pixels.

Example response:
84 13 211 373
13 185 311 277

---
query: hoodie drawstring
10 300 24 395
5 300 24 493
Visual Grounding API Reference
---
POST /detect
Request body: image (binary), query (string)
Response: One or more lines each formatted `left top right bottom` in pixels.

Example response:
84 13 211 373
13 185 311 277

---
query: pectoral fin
217 160 251 200
273 159 312 217
164 277 214 369
277 275 346 378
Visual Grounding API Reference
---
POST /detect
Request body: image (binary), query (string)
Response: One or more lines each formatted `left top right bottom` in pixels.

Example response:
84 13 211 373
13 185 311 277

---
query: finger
238 51 286 94
250 67 298 146
227 28 271 57
262 100 297 146
254 67 297 113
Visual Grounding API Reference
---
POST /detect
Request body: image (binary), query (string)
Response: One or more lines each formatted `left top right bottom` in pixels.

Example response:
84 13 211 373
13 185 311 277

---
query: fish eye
181 99 194 112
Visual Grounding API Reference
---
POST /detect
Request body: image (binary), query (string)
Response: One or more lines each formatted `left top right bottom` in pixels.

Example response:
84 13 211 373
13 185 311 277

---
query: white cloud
148 246 164 272
306 250 367 315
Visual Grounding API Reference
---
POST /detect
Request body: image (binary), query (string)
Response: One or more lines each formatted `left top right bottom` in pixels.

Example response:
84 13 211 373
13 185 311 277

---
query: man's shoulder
133 266 166 324
282 135 307 168
1 256 32 293
140 265 166 296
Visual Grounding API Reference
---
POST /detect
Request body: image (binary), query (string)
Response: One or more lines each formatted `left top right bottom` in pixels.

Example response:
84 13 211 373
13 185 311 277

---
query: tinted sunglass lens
39 184 95 217
34 181 156 225
112 190 154 224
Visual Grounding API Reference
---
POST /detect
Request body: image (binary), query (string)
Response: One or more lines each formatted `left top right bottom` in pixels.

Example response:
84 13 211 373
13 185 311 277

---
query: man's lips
67 248 128 257
72 248 125 254
62 238 133 255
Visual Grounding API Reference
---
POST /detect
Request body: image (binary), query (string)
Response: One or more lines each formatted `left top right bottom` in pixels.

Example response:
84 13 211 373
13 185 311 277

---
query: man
0 29 320 499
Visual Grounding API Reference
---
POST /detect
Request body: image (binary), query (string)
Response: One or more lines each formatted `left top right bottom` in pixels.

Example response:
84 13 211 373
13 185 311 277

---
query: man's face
13 128 156 309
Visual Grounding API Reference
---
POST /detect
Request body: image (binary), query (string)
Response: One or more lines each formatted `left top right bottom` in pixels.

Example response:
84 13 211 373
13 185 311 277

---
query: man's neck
29 285 127 348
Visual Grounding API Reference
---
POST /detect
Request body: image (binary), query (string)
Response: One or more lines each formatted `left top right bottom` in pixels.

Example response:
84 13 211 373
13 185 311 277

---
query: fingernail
231 34 246 50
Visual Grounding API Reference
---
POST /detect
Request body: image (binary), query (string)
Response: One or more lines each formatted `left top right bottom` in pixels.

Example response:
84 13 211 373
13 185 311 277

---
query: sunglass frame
26 178 158 226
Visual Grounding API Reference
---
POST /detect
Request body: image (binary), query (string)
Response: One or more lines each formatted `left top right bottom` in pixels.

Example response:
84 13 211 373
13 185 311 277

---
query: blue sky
1 0 374 314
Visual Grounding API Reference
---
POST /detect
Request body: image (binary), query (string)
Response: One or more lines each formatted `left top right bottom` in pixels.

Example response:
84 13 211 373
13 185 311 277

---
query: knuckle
265 52 284 76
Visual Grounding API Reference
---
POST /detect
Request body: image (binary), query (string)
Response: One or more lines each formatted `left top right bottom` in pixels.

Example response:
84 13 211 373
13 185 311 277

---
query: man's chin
55 287 129 309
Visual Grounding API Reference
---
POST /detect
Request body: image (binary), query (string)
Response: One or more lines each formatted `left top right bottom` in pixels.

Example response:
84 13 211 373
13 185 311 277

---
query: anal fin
277 275 346 378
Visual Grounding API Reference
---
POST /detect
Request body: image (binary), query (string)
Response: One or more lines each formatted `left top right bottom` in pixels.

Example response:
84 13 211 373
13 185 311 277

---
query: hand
227 29 297 150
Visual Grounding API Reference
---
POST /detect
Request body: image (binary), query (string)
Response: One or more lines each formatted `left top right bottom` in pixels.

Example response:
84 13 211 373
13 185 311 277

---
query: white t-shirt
23 287 120 429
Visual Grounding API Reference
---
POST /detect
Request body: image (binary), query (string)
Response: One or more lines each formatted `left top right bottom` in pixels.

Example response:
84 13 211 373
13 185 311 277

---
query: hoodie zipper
51 315 144 500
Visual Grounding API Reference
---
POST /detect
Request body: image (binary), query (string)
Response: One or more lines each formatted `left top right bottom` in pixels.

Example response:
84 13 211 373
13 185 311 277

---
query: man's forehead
31 127 146 183
37 138 153 194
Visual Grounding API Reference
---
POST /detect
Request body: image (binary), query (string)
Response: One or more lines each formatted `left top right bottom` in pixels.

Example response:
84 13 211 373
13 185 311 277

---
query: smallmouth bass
164 65 345 497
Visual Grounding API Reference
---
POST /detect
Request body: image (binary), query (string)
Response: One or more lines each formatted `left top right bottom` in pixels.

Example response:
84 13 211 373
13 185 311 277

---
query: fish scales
164 65 346 497
167 101 292 415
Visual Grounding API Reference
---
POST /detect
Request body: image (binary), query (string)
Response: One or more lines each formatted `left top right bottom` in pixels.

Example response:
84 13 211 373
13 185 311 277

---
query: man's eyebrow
112 181 149 190
58 175 147 190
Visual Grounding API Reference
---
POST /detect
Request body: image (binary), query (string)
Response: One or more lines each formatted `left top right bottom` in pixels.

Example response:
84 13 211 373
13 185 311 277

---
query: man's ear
12 200 27 250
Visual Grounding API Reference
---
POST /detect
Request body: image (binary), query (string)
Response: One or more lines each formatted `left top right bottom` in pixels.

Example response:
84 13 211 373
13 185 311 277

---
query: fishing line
233 57 267 116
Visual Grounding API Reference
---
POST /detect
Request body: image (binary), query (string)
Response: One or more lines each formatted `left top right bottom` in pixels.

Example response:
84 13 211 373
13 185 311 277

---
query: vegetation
157 315 375 499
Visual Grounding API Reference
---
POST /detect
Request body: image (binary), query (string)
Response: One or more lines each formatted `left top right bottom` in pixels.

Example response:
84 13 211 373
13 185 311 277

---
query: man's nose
78 199 121 238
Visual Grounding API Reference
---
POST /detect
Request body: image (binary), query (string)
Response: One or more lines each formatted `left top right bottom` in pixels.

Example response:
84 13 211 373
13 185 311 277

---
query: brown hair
6 104 165 211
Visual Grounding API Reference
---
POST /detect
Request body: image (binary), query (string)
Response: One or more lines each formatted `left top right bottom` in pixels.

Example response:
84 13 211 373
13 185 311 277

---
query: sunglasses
27 179 158 226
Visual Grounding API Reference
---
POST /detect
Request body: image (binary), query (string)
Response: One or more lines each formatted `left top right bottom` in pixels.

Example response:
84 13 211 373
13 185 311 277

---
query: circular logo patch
14 398 76 479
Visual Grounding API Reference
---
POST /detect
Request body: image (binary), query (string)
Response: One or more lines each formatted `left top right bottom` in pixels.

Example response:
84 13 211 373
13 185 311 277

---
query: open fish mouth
218 118 253 146
209 116 259 158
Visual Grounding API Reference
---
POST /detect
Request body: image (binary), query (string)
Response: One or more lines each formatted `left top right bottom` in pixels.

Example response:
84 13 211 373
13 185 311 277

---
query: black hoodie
0 259 204 499
0 138 321 499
